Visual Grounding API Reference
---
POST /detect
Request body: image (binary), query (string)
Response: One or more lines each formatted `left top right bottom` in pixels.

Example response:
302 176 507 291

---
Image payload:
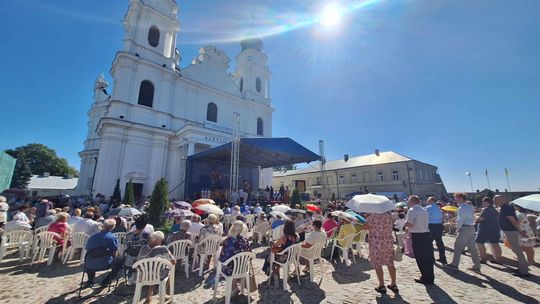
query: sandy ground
0 235 539 304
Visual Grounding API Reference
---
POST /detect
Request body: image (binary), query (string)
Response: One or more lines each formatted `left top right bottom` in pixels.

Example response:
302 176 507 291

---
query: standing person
364 212 398 294
404 195 434 286
447 193 481 272
495 195 530 276
35 199 54 219
426 197 447 265
475 197 502 264
269 186 274 200
515 205 536 265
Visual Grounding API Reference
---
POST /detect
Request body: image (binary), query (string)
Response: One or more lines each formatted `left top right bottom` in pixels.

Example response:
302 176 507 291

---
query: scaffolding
229 112 240 193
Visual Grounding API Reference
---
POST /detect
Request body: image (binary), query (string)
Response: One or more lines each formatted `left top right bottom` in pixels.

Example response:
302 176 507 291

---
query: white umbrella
331 211 357 222
511 194 540 212
270 211 290 221
272 204 291 213
346 193 395 214
195 204 224 215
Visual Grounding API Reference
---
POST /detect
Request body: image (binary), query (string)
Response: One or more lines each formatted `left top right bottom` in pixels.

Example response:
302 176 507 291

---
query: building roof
28 175 78 190
273 151 412 177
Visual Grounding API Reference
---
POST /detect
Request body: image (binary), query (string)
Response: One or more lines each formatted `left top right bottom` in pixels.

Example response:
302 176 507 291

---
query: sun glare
319 4 343 27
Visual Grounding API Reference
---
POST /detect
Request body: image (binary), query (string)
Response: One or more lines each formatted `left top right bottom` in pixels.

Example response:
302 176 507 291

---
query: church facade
76 0 274 199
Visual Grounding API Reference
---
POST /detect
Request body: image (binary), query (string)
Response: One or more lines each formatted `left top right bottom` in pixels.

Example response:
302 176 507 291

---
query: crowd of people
0 190 538 301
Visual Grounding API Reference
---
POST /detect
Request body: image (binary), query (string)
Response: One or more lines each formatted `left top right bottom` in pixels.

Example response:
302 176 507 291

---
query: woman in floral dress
515 205 536 265
364 212 398 294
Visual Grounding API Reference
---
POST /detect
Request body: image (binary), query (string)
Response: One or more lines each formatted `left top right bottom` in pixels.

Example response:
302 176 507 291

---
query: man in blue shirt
446 193 481 272
426 197 447 265
85 219 120 287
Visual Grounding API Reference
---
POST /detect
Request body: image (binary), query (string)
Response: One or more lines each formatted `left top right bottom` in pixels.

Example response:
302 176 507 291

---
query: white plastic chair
353 230 368 258
268 225 284 246
269 243 302 290
324 227 338 248
299 241 326 282
193 235 222 277
245 214 255 230
113 232 127 255
31 226 49 254
252 224 269 244
62 232 89 264
168 240 192 278
132 258 174 304
31 231 61 266
330 234 356 265
0 230 33 262
213 252 255 304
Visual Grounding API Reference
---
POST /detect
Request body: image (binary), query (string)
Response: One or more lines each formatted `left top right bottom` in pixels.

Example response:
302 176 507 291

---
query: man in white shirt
73 212 100 236
188 214 204 237
67 208 84 226
300 220 327 272
405 195 435 285
446 193 481 272
253 203 263 214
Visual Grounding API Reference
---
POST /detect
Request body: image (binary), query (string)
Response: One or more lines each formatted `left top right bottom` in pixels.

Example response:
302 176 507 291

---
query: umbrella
272 204 291 213
395 202 407 208
511 194 540 212
195 204 224 215
305 204 322 212
192 198 216 207
442 206 458 212
107 207 142 217
332 211 357 222
270 211 290 221
173 201 192 209
163 209 194 219
286 209 306 215
345 210 366 223
346 194 395 214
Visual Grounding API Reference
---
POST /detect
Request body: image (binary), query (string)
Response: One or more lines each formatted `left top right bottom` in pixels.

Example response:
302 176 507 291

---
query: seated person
300 220 327 272
124 215 151 267
188 215 204 237
4 205 32 231
169 216 183 234
322 213 339 238
167 220 192 243
84 219 120 287
47 212 71 258
35 209 56 229
67 209 83 226
253 214 270 242
73 212 100 236
393 213 406 232
136 231 176 304
111 216 128 233
264 221 298 281
337 217 356 247
219 220 251 281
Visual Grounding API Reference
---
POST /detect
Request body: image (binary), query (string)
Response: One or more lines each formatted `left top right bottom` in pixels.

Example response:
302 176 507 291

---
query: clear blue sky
1 0 539 192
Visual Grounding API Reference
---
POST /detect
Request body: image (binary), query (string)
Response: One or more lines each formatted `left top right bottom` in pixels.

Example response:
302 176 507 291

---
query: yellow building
273 150 447 200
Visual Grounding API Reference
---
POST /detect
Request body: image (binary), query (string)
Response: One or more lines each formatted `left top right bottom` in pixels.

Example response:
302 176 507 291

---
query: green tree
112 179 122 207
273 164 297 172
124 178 135 206
5 143 78 177
10 158 32 189
291 188 302 206
148 178 169 227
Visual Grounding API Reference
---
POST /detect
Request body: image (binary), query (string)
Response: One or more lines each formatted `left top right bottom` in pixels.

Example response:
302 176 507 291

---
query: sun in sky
319 3 345 28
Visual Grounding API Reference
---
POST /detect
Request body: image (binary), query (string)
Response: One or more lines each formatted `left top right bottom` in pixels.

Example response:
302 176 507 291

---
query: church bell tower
233 34 271 104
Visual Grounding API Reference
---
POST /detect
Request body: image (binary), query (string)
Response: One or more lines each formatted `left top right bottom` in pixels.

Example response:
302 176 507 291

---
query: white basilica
76 0 273 199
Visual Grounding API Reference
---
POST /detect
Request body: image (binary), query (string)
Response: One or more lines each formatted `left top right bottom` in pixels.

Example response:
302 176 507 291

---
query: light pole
466 171 473 192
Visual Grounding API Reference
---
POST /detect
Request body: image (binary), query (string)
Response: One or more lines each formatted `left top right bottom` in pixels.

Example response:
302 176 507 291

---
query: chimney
375 149 380 156
43 172 50 177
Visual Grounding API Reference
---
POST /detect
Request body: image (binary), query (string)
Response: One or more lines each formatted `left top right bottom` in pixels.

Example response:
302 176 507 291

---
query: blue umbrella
346 210 366 223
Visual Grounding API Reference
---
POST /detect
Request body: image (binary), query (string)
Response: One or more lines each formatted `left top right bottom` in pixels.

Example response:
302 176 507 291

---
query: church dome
240 36 263 52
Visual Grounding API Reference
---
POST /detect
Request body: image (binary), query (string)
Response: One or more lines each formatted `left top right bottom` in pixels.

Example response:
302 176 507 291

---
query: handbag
244 261 258 293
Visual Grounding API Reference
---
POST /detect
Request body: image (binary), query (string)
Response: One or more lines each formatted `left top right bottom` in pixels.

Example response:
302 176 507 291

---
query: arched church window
256 77 262 93
137 80 154 107
206 102 218 122
257 117 263 136
239 78 244 92
148 26 160 47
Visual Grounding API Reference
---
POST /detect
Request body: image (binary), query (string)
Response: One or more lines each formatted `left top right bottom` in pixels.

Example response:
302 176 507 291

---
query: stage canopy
187 137 320 168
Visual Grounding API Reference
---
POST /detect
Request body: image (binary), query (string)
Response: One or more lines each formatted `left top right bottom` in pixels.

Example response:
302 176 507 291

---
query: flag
505 168 510 176
465 172 471 176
